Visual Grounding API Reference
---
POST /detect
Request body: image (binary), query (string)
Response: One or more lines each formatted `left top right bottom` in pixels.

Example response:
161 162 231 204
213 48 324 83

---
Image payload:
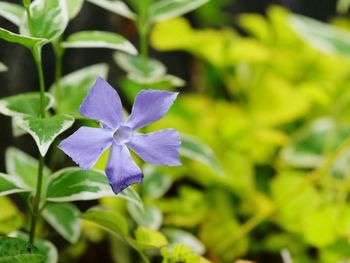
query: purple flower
58 77 181 194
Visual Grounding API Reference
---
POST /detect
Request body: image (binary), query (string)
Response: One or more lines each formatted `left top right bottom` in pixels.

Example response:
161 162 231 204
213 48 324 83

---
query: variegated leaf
0 173 31 197
42 203 81 243
87 0 137 20
149 0 209 23
20 0 68 41
62 31 137 55
50 63 109 116
0 92 54 118
46 168 115 202
14 114 75 156
0 2 24 26
0 27 46 50
6 147 51 192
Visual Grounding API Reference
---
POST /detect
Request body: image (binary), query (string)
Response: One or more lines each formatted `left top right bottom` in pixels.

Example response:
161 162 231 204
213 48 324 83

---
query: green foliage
161 244 210 263
0 236 44 263
0 2 24 26
11 232 58 263
0 198 24 234
128 203 163 230
134 226 168 249
81 206 129 238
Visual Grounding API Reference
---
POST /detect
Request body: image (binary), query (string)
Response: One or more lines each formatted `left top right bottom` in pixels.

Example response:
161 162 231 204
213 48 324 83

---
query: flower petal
127 128 181 166
125 90 178 130
58 127 113 170
79 77 123 129
105 143 144 194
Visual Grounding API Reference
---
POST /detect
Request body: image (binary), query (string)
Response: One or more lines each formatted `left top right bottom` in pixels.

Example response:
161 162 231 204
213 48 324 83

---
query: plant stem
28 47 46 249
53 39 63 108
32 47 45 118
23 0 33 36
28 155 45 248
138 10 149 75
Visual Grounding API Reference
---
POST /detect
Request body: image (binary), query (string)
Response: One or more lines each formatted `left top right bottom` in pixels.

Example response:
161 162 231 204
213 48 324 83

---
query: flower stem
28 46 46 249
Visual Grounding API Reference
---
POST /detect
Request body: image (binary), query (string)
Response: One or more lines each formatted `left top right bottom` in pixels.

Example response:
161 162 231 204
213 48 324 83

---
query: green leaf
135 227 168 249
0 2 24 26
15 114 74 156
42 203 81 244
149 0 209 23
128 203 163 230
65 0 84 20
0 62 7 72
87 0 137 20
0 173 30 197
0 92 54 118
20 0 68 41
290 14 350 57
271 171 322 233
162 228 205 255
180 134 222 173
161 244 210 263
6 147 51 192
0 27 46 50
10 232 58 263
0 236 44 263
141 166 173 199
280 118 350 168
117 187 143 208
301 206 339 248
46 168 115 202
81 206 129 237
50 63 109 116
114 52 166 80
62 31 137 55
0 197 24 234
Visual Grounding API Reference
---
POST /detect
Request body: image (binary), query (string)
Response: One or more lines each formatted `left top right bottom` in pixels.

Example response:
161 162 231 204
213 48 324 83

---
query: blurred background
2 0 350 262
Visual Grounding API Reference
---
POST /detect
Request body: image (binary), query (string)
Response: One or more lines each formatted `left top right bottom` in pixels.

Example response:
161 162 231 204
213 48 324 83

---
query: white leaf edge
150 0 209 22
87 0 137 20
0 92 54 117
42 203 81 243
14 114 75 156
46 168 115 202
19 0 69 42
0 173 31 197
62 32 137 55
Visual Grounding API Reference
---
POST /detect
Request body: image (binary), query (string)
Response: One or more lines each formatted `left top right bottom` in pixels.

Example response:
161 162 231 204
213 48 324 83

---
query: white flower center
113 124 133 145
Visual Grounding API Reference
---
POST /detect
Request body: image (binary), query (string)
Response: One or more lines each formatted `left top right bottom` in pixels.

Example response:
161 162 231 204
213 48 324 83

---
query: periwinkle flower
59 77 181 193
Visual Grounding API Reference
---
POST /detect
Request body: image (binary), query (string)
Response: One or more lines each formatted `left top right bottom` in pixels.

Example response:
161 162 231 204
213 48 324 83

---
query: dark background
0 0 338 172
